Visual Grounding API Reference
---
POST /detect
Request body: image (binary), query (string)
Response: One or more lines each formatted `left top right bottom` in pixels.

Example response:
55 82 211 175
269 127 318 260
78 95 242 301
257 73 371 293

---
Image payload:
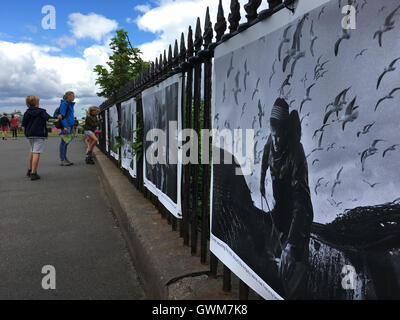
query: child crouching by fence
22 95 52 181
84 106 101 165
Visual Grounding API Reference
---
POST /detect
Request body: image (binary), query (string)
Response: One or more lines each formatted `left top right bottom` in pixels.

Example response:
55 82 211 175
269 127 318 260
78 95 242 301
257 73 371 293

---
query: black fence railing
98 0 292 300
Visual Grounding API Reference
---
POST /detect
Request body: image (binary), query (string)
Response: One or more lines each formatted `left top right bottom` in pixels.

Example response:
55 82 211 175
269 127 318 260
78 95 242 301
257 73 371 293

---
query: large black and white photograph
211 0 400 300
142 74 182 218
109 104 119 161
121 98 137 178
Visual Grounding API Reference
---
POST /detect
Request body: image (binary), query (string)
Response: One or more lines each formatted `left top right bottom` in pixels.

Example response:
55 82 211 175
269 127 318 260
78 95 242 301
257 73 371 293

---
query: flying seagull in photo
252 78 261 101
373 4 400 47
313 124 330 139
315 177 325 195
232 87 241 106
301 73 308 88
334 29 351 56
383 144 399 158
269 59 277 88
357 122 375 138
258 100 265 128
312 159 320 166
363 179 380 188
310 20 318 57
361 139 385 172
328 198 343 208
375 87 400 111
376 57 400 90
318 6 326 20
279 74 292 96
331 166 344 198
240 103 247 119
252 116 257 129
278 25 292 62
282 14 309 72
222 83 226 103
299 83 315 113
227 53 234 79
354 49 368 60
341 97 359 131
300 112 310 124
243 60 250 91
324 87 352 124
291 51 306 75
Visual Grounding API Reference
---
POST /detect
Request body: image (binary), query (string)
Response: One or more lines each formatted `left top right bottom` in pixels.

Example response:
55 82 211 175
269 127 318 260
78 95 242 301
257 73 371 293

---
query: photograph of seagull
310 20 318 57
313 124 330 139
300 112 310 124
299 83 315 113
318 6 326 20
361 139 385 172
301 73 308 88
373 4 400 47
269 59 276 88
222 83 226 103
314 57 329 80
323 87 352 124
227 53 234 79
334 29 350 56
354 49 368 60
251 116 257 129
357 122 375 137
376 57 400 89
383 144 399 158
243 60 250 92
240 103 246 119
214 113 220 122
278 25 292 62
375 87 400 111
279 74 292 96
327 143 336 151
331 166 344 198
252 78 261 101
328 198 343 208
257 100 265 128
312 159 320 166
291 51 305 75
282 14 308 72
315 177 325 195
363 179 380 188
341 97 359 131
232 70 241 105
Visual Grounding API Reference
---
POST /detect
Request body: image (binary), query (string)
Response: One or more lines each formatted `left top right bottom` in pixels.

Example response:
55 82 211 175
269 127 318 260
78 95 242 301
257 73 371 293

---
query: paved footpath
0 137 145 300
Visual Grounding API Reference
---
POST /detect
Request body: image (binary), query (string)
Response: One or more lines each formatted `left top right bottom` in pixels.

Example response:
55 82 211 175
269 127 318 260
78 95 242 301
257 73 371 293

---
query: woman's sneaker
30 173 41 181
60 160 73 166
27 169 32 177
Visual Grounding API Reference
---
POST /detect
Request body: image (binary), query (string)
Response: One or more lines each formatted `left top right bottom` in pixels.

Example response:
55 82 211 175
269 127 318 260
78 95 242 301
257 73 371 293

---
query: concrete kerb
93 147 236 300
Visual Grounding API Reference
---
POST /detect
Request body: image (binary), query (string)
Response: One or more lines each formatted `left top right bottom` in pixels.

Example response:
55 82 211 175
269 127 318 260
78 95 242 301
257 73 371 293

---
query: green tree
94 29 149 98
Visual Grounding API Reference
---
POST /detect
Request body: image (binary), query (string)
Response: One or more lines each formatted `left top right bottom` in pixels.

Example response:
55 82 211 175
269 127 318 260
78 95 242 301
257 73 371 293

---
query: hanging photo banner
109 104 119 161
211 0 400 300
121 98 137 178
142 74 182 219
105 109 109 153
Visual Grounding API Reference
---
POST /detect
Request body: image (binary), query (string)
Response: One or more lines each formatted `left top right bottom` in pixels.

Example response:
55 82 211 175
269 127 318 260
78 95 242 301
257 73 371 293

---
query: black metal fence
98 0 293 300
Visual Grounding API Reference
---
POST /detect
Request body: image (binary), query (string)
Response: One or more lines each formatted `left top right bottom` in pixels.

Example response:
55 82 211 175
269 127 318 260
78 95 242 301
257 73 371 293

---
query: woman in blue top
58 91 76 166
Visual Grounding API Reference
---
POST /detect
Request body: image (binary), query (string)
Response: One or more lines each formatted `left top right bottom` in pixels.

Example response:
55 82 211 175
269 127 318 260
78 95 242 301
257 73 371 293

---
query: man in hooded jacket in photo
260 98 314 299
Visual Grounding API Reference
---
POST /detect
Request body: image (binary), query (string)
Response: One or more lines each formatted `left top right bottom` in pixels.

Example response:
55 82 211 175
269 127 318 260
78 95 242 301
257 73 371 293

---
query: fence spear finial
244 0 262 23
228 0 241 34
215 0 227 42
194 17 202 53
203 7 213 48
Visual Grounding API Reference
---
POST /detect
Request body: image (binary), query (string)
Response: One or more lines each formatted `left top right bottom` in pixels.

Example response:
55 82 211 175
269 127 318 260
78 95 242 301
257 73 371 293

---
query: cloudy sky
0 0 263 118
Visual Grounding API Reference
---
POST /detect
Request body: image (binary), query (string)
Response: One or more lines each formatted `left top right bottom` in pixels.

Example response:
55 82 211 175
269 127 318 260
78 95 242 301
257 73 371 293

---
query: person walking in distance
1 113 10 140
84 106 101 164
58 91 76 166
10 114 19 140
22 95 52 181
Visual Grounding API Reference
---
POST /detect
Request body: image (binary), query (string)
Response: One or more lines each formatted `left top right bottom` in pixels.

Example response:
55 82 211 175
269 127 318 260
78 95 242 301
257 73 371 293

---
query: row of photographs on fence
210 0 400 300
142 74 183 219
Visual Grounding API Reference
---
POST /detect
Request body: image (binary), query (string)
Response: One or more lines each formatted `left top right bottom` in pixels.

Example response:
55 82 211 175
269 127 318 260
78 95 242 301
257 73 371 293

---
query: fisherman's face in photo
270 121 287 154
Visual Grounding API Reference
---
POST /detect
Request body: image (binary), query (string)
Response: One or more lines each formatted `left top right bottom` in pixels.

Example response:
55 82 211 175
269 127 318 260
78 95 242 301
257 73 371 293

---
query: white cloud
54 35 77 48
25 24 38 33
135 0 268 61
0 40 111 117
68 13 118 42
134 4 151 13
